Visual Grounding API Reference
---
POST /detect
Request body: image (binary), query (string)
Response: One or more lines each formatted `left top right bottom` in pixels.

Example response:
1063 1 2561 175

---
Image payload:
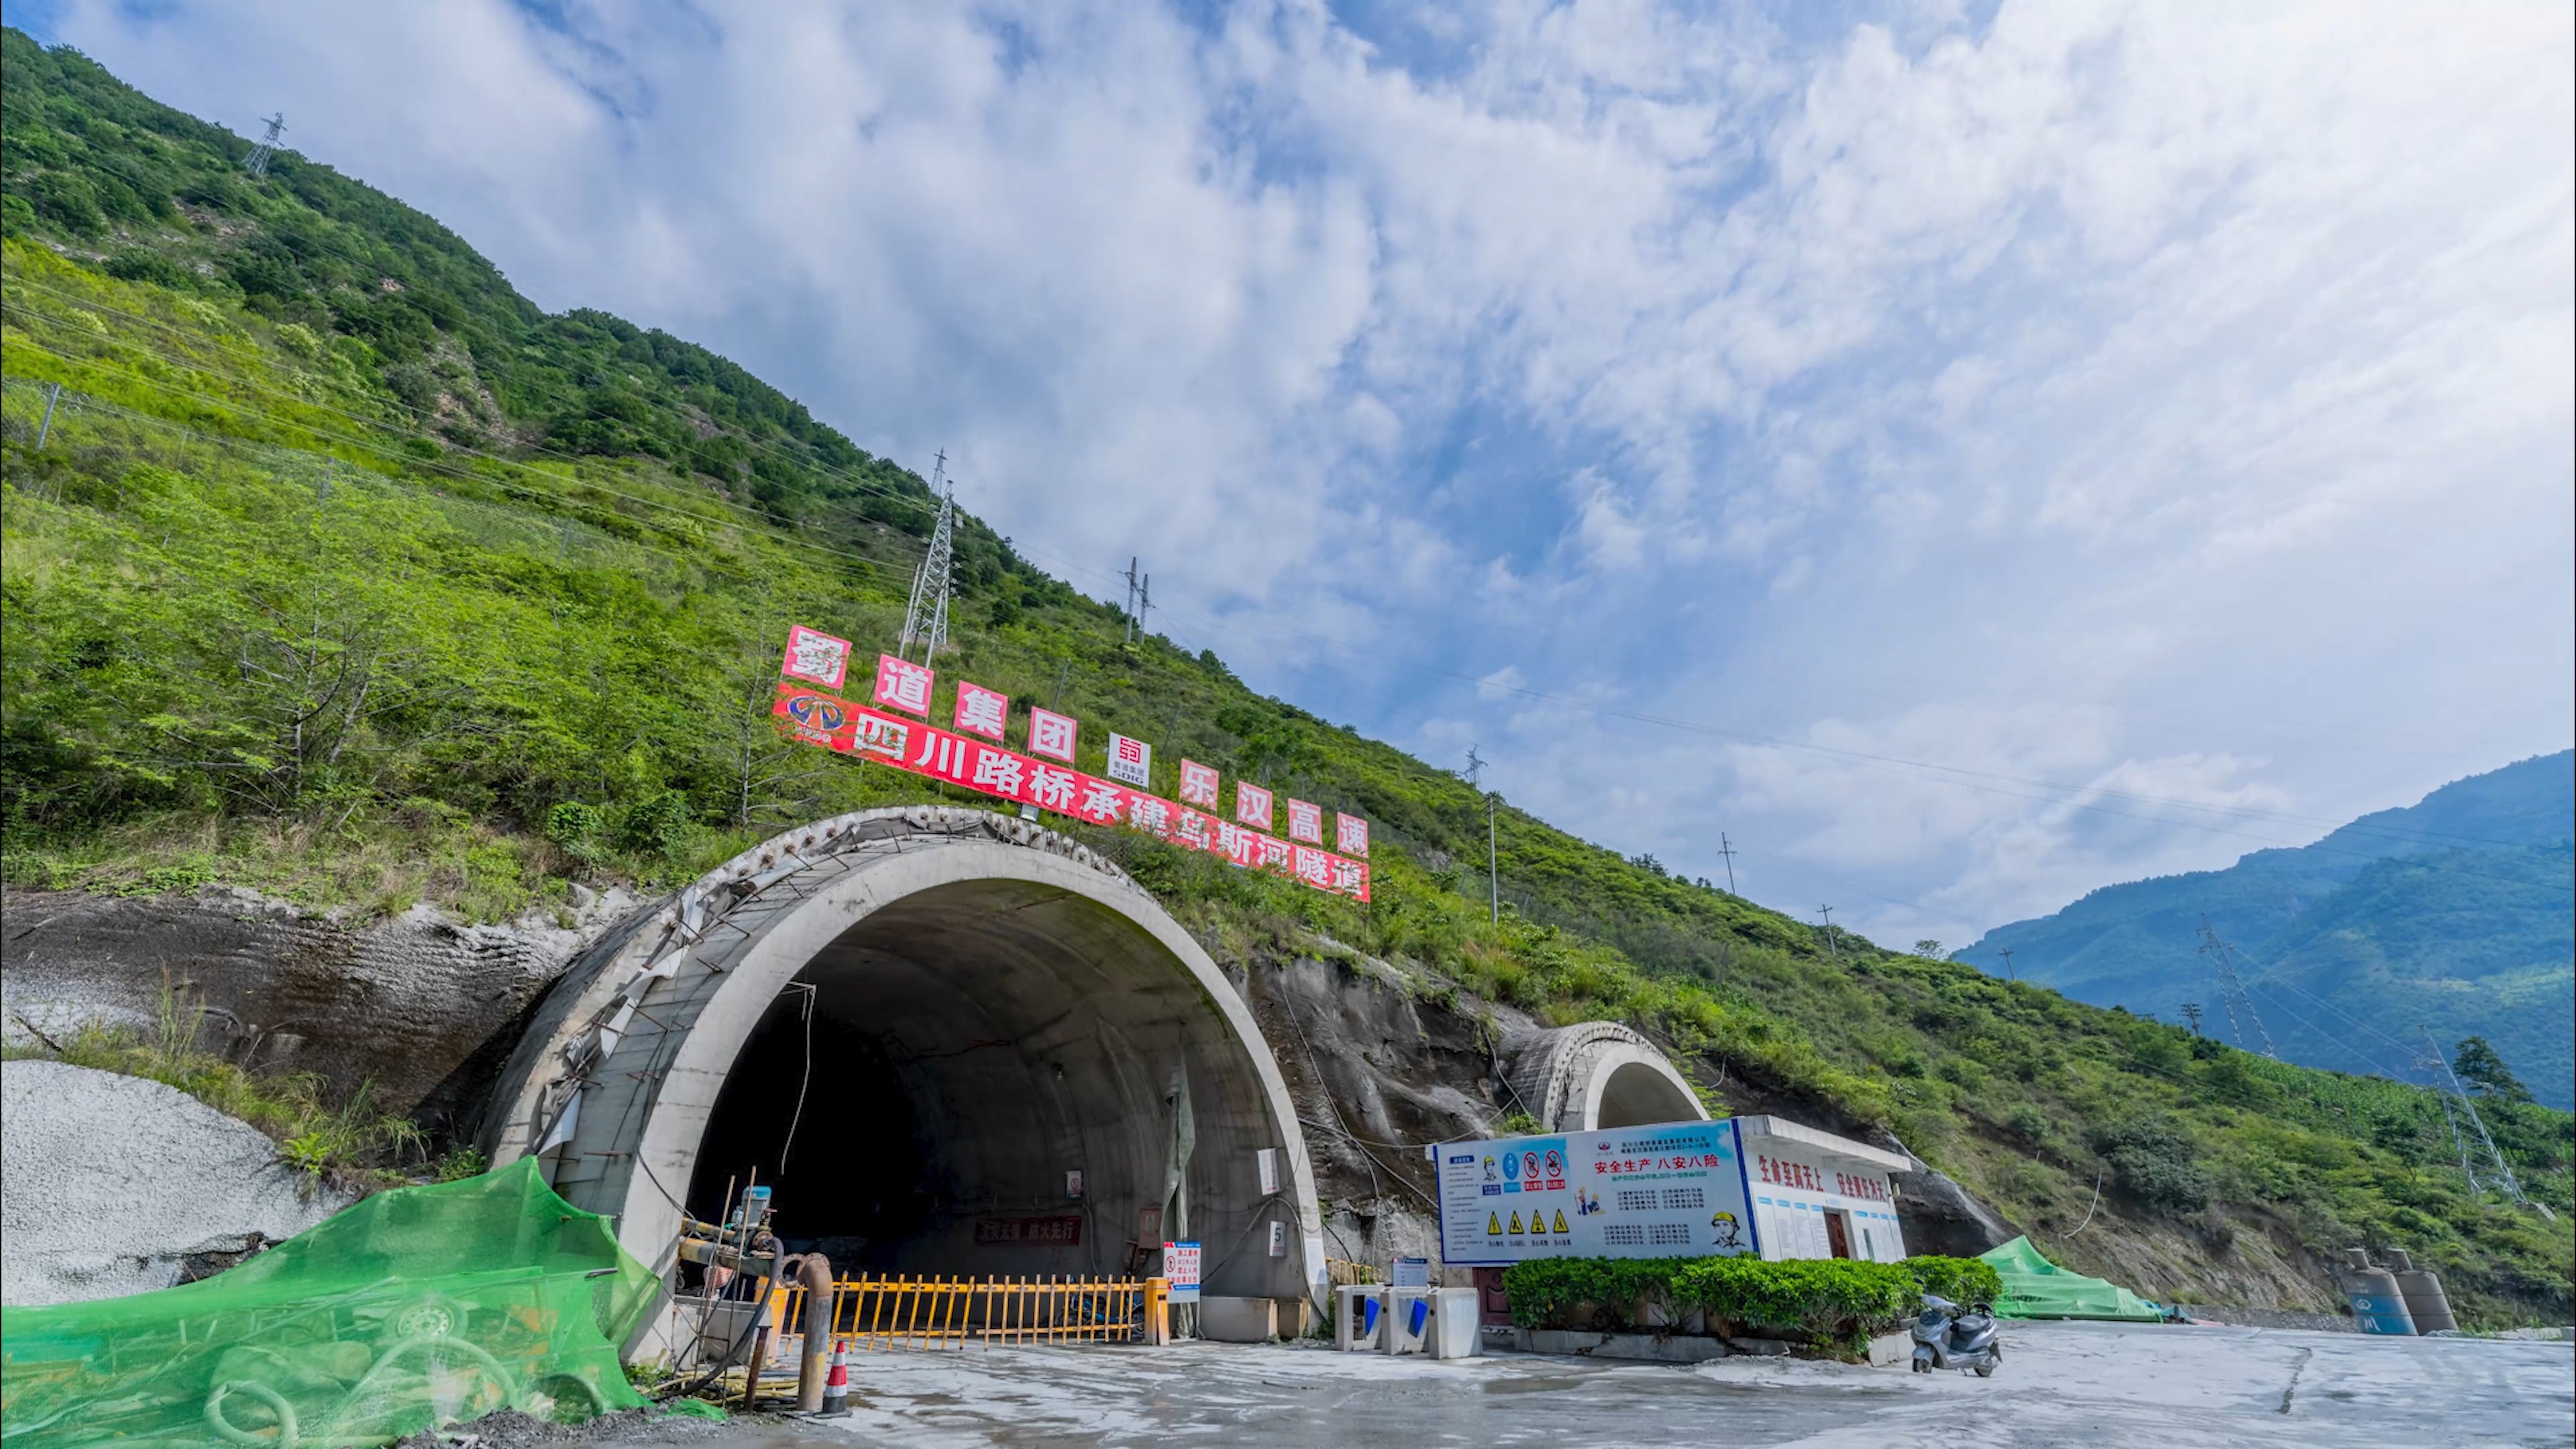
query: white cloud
36 0 2573 945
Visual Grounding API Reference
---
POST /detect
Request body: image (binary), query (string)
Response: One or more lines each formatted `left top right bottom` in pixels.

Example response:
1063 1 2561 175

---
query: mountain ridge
1961 752 2575 1106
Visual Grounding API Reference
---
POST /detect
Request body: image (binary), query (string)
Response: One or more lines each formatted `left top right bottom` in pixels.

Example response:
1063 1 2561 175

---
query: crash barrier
777 1275 1152 1350
0 1160 659 1448
1334 1285 1481 1358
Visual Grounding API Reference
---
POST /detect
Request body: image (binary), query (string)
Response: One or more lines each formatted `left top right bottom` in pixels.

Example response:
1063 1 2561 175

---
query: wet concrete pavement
649 1320 2573 1448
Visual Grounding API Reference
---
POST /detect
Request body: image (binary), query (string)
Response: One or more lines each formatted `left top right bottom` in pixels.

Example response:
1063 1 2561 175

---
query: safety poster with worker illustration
1433 1120 1759 1266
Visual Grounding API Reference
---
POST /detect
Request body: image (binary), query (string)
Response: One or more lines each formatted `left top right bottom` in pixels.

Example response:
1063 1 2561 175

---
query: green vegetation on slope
3 28 2568 1323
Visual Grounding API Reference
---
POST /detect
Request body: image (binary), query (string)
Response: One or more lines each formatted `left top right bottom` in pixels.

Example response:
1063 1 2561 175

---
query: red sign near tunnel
772 682 1371 901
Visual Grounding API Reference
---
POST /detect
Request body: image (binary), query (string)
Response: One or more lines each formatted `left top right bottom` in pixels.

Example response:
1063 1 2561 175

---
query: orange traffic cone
819 1338 850 1417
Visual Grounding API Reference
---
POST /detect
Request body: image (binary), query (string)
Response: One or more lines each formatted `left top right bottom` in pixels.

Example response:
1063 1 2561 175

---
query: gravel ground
0 1059 354 1306
552 1319 2573 1448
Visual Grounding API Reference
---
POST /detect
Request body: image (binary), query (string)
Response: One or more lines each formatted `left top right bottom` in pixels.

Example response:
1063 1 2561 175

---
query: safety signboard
1432 1120 1760 1267
1163 1240 1201 1303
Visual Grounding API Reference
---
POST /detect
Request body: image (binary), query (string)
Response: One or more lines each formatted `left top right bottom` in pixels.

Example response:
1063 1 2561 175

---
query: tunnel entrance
489 808 1324 1358
1595 1059 1705 1129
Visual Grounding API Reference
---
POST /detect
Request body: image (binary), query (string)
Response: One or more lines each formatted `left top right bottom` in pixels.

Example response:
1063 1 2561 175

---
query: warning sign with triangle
1552 1209 1570 1233
1487 1212 1503 1236
1508 1211 1524 1234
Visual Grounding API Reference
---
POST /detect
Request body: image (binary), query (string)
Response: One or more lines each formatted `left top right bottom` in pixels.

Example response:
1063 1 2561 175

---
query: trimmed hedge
1901 1254 2003 1305
1501 1254 1998 1358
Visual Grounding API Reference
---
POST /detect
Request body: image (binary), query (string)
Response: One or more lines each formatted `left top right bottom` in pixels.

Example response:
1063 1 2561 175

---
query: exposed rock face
1 887 635 1136
1 1059 357 1305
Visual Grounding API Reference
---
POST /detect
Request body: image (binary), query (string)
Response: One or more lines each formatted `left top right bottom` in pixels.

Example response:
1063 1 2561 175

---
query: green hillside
1961 755 2576 1108
3 30 2569 1323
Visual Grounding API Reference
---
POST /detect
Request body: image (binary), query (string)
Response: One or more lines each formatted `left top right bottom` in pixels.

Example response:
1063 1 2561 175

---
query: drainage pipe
783 1253 837 1412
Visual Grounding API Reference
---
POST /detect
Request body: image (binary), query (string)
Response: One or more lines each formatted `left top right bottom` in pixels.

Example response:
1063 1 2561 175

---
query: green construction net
2 1157 659 1447
1977 1235 2164 1321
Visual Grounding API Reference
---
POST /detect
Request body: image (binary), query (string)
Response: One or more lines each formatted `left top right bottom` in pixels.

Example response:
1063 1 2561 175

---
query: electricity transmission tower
1714 833 1739 895
1120 557 1150 645
1997 947 2015 982
1466 747 1497 924
2418 1029 2544 1213
898 451 955 663
2179 1002 2204 1036
244 113 286 176
2194 918 2275 1057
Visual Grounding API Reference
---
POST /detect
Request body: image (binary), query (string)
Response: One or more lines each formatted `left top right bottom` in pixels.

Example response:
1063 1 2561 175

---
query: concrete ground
645 1319 2573 1448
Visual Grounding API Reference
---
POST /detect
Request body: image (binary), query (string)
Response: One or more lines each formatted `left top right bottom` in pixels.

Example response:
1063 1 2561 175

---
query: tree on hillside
2452 1036 2534 1103
1914 939 1944 958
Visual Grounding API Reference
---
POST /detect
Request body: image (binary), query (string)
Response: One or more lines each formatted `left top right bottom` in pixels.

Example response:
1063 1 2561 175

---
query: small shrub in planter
1503 1256 1925 1360
1900 1255 2003 1305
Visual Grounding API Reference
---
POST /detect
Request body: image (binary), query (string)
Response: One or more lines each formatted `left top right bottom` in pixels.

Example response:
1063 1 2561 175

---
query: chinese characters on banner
872 653 934 716
1028 707 1077 763
1336 812 1369 857
1285 798 1323 845
1178 759 1220 809
1106 733 1151 788
1235 781 1273 832
772 679 1370 901
781 626 853 690
954 681 1009 740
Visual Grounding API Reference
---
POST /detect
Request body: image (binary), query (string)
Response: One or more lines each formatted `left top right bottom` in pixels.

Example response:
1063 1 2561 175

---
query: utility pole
1997 947 2015 983
1714 833 1739 896
2195 918 2275 1058
35 381 63 450
1817 905 1837 960
1138 573 1152 644
1121 557 1144 644
899 451 955 664
2179 1002 2204 1036
1466 747 1497 924
245 113 286 177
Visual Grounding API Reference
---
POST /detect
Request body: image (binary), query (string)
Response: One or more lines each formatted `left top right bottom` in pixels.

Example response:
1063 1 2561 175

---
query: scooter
1911 1293 2002 1377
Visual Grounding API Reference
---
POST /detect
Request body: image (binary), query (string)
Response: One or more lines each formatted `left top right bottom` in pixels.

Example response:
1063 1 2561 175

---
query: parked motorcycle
1911 1293 2002 1377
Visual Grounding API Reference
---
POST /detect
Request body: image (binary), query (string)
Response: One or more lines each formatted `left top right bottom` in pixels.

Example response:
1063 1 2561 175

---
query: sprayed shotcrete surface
0 1059 354 1307
570 1321 2573 1448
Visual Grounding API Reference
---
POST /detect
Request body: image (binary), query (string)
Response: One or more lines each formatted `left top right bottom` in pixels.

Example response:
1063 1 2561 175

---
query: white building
1731 1116 1913 1264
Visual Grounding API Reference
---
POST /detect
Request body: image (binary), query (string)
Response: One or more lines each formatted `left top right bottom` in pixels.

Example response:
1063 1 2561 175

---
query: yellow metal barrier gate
781 1275 1150 1350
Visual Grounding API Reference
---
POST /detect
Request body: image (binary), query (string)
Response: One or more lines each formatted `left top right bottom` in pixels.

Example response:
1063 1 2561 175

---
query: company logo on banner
872 653 934 716
1106 733 1151 787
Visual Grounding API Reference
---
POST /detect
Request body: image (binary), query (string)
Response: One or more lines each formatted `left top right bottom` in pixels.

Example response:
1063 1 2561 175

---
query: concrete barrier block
1595 1334 1731 1364
1199 1296 1279 1343
1867 1331 1911 1367
1726 1336 1794 1356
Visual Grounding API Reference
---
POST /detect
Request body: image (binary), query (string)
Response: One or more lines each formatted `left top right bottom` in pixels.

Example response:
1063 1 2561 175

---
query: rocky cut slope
1 28 2568 1323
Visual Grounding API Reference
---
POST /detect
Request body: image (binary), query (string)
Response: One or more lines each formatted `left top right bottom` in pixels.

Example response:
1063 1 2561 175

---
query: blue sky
21 1 2573 951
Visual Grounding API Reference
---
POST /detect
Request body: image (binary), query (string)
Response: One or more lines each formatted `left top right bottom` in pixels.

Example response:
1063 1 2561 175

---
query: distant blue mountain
1959 752 2575 1108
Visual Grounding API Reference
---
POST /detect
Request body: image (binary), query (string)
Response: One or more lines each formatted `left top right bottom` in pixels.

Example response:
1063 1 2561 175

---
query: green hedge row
1501 1255 2003 1357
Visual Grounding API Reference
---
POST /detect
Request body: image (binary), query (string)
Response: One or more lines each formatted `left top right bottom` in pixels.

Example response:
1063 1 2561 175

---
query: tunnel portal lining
484 808 1325 1358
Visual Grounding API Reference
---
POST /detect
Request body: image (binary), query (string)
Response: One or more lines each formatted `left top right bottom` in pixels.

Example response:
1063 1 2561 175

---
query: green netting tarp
2 1157 659 1447
1977 1235 2164 1321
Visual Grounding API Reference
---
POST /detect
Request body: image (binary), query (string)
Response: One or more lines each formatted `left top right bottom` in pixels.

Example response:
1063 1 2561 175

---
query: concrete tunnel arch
1505 1022 1709 1134
486 807 1323 1354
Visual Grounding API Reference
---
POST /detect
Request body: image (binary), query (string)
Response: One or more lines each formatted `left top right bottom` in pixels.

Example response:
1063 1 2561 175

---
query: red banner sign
773 683 1370 901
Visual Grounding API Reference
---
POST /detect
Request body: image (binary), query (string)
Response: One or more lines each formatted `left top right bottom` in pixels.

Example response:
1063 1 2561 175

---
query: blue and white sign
1434 1120 1759 1267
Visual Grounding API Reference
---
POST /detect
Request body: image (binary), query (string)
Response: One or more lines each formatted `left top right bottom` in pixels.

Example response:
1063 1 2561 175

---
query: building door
1824 1210 1853 1260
